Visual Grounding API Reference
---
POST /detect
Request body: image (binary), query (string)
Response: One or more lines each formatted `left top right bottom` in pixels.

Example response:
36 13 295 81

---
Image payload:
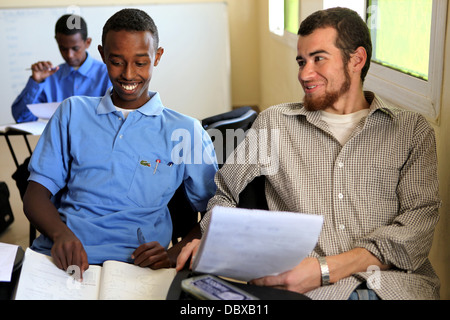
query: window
269 0 299 44
323 0 447 121
368 0 432 81
285 0 300 34
323 0 365 18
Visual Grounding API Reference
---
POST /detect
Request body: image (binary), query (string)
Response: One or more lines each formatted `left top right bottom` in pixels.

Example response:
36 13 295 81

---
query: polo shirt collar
59 52 94 79
97 89 165 116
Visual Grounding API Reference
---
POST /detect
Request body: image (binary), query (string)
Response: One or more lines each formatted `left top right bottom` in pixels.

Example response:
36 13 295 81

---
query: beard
303 67 351 112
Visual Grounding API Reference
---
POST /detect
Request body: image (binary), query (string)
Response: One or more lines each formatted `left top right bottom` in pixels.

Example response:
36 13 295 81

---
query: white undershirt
115 106 135 119
320 109 370 145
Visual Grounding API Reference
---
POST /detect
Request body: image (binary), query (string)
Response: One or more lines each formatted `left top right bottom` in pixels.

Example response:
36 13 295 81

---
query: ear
85 37 92 49
98 45 106 63
154 47 164 67
350 46 367 73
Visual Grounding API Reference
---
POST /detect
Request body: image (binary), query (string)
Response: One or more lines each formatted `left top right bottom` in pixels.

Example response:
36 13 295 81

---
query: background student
11 14 111 123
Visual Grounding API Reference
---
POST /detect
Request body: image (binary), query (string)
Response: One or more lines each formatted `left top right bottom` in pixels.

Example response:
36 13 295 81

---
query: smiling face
296 27 352 112
99 30 163 109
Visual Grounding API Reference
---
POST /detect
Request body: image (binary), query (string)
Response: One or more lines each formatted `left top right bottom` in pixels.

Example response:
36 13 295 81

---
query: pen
153 159 161 174
137 227 146 245
26 67 58 71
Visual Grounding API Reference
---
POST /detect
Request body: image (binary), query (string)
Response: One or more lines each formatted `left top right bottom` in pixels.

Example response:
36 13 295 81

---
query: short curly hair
102 8 159 51
55 14 88 41
298 7 372 83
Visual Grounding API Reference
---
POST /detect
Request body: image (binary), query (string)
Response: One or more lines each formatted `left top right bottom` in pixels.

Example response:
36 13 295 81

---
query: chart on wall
0 2 231 125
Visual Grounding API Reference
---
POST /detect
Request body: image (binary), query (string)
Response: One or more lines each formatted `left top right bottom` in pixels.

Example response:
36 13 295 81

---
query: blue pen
137 227 146 245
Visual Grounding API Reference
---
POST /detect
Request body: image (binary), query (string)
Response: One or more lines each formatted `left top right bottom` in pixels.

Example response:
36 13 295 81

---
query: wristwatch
317 256 330 286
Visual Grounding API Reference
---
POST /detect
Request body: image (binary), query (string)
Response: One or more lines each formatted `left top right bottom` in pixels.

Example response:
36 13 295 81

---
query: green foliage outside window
285 0 299 34
368 0 432 80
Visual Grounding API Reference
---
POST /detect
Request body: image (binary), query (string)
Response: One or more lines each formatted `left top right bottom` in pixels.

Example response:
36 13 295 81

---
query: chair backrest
168 182 200 244
237 175 268 210
202 107 258 168
169 107 259 244
202 106 255 129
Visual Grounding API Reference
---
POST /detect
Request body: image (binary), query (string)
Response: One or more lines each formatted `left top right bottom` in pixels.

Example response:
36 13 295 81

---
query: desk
0 246 24 300
0 131 32 168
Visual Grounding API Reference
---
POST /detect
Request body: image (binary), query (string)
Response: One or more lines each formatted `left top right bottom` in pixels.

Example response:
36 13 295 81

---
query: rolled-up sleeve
28 101 70 195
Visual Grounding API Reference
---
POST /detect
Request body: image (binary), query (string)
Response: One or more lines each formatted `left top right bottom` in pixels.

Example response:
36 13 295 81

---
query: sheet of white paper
0 243 18 282
192 206 324 281
27 102 60 120
0 120 48 135
15 248 101 300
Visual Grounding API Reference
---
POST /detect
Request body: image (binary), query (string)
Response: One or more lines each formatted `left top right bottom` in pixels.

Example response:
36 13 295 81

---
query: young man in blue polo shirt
23 9 218 278
11 14 111 123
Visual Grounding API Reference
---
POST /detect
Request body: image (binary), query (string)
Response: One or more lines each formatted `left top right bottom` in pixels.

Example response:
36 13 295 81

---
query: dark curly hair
298 7 372 83
102 8 159 51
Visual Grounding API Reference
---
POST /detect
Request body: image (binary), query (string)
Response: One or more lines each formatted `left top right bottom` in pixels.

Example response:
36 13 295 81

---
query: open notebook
15 248 176 300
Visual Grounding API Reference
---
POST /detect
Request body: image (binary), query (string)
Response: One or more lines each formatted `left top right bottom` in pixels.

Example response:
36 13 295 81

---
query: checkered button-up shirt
200 92 441 300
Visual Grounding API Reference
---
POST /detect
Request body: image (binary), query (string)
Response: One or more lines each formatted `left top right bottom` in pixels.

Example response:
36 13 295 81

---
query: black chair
202 106 258 168
168 107 259 244
167 182 201 245
237 175 268 210
1 131 35 246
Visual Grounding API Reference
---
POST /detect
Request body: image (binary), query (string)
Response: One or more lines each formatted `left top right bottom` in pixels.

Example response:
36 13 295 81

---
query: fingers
250 275 285 288
51 240 89 280
30 61 59 82
31 61 58 72
132 242 171 269
176 239 200 271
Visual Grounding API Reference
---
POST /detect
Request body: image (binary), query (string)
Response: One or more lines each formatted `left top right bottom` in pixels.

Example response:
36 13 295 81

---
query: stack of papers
27 102 59 120
192 206 323 281
0 243 19 282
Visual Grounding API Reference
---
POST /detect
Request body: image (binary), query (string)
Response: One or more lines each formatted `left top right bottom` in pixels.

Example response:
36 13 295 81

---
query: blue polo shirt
28 91 218 264
12 52 111 123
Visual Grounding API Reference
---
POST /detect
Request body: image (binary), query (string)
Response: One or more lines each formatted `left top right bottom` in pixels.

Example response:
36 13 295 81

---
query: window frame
269 0 300 47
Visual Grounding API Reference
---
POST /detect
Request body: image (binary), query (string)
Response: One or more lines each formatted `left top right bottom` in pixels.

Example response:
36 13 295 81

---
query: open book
192 206 324 282
15 248 176 300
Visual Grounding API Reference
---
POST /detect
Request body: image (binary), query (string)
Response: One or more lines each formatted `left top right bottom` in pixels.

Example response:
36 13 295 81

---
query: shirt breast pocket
127 156 175 207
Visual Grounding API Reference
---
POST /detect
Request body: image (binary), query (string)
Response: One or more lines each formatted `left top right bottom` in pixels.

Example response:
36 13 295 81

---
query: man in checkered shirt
177 7 441 300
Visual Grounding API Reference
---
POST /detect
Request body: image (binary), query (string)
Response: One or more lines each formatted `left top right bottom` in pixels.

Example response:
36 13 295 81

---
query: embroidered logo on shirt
140 160 151 167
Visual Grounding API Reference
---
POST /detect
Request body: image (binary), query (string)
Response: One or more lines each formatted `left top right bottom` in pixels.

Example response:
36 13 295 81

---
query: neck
325 85 369 115
111 91 150 110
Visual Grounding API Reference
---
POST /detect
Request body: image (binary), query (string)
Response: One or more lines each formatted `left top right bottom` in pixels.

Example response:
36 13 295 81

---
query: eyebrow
296 50 330 60
109 53 150 58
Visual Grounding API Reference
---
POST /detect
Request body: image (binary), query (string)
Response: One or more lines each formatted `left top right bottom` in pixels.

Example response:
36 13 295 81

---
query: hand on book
131 241 171 269
51 233 89 280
